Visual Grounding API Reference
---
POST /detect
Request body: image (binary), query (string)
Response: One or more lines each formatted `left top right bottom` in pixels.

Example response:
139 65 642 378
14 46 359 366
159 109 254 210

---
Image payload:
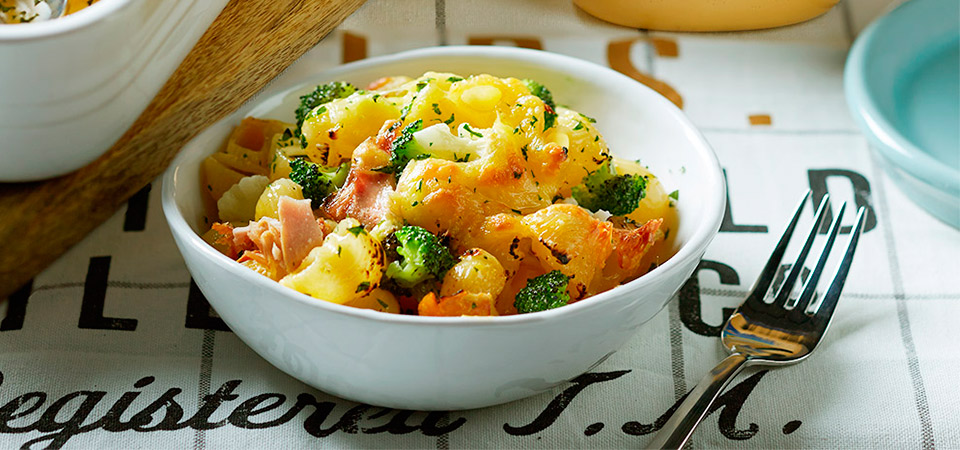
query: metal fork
648 191 868 449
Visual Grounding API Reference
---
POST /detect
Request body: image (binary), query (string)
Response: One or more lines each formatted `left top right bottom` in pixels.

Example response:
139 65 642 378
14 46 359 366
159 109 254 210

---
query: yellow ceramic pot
574 0 841 31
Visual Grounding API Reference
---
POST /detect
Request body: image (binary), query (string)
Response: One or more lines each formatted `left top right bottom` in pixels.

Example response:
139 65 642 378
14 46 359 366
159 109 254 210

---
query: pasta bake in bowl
162 46 725 410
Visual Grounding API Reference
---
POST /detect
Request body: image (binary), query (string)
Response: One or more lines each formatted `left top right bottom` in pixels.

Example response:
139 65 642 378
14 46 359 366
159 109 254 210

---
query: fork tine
743 191 811 308
772 194 831 308
790 202 846 320
811 206 868 323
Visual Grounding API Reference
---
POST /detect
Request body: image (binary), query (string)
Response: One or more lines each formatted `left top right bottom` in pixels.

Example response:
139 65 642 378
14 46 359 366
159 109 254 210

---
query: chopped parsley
347 225 366 236
462 124 483 138
542 110 556 132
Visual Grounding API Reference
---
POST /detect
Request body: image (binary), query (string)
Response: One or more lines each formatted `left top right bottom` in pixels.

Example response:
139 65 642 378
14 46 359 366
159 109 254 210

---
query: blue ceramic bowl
845 0 960 228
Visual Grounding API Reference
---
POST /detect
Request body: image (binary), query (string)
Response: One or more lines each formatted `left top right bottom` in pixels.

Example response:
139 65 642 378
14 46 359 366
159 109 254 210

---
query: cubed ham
277 196 325 272
325 169 395 228
231 217 284 279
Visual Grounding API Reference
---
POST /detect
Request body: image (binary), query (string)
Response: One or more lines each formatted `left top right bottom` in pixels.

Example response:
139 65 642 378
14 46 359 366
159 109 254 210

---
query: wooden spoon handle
0 0 366 298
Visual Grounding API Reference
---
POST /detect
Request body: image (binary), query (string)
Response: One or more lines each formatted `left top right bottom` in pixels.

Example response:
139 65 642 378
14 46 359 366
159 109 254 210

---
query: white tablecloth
3 0 958 448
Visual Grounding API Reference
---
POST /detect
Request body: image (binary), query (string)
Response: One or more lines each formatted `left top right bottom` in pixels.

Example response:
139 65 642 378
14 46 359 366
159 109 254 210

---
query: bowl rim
843 0 960 193
0 0 130 41
162 45 726 327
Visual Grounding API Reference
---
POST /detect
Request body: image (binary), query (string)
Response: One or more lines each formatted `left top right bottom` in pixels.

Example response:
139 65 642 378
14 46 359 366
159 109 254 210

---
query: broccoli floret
295 82 357 147
385 225 456 287
514 270 571 314
288 159 350 208
522 79 557 131
375 119 427 175
375 121 480 175
523 79 555 110
571 159 647 216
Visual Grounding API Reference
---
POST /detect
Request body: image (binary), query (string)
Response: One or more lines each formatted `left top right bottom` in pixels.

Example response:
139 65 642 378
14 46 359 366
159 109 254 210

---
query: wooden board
0 0 366 298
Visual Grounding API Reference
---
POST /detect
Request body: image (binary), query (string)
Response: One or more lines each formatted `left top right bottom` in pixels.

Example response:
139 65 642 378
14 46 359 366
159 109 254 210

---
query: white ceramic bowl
0 0 229 182
162 46 725 410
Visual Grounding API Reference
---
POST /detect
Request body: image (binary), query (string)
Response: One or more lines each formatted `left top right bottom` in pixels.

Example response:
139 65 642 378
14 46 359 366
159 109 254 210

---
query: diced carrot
202 222 248 259
210 223 236 251
418 292 495 317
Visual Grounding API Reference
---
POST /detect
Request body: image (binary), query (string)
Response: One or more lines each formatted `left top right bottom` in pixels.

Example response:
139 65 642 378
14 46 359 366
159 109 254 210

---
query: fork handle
646 353 750 449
